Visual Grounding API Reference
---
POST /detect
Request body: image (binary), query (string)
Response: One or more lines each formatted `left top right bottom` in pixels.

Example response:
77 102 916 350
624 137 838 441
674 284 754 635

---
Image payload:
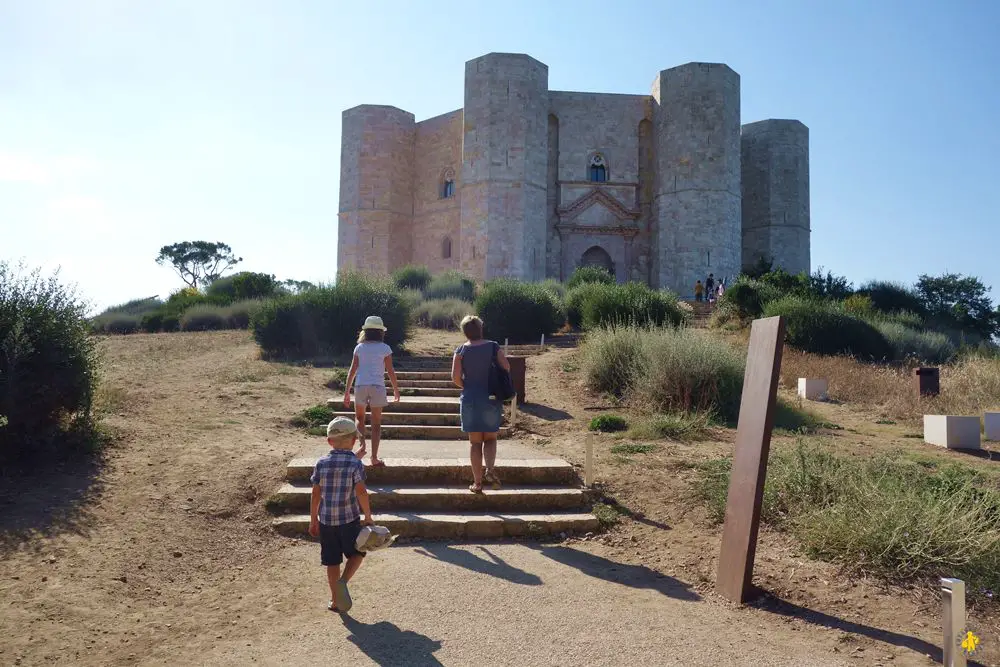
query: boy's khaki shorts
354 384 388 408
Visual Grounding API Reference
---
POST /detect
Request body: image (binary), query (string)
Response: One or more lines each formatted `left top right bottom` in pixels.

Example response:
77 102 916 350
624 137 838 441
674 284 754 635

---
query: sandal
483 469 501 489
327 601 339 612
469 483 483 494
370 459 387 468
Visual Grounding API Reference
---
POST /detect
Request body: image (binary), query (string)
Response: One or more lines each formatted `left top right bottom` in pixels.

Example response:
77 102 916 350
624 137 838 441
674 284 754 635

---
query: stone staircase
270 354 599 539
682 300 714 328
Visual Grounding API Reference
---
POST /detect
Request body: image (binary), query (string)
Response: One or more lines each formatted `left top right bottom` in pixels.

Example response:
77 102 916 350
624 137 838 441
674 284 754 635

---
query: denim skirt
459 395 503 433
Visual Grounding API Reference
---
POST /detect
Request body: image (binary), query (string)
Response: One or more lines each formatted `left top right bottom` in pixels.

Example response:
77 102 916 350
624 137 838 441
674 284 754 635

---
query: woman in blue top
451 315 510 493
344 316 400 467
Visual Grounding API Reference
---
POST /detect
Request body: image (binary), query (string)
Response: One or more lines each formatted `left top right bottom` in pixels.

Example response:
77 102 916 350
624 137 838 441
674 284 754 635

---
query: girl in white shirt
344 316 401 467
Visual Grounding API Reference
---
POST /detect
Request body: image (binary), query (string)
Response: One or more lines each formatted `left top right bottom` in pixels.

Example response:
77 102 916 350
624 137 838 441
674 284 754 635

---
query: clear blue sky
2 0 998 313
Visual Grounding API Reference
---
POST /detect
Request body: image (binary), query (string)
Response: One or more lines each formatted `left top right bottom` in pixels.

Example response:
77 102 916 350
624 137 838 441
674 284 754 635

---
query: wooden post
504 338 509 355
585 439 594 487
540 333 545 348
942 578 967 667
510 394 518 430
716 316 785 603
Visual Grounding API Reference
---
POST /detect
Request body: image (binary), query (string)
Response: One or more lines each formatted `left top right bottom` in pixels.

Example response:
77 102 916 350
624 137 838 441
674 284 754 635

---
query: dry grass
780 347 1000 421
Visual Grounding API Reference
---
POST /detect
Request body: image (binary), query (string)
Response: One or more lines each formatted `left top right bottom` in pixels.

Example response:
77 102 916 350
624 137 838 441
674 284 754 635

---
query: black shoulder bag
488 342 516 402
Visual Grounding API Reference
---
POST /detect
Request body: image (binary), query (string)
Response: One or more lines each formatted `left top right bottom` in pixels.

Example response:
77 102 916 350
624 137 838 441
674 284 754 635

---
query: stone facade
338 52 811 294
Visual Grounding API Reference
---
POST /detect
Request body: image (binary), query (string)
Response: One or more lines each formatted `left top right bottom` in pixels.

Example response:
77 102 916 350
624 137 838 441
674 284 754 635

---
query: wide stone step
395 371 452 381
397 379 455 389
272 511 599 539
330 411 460 426
271 484 589 513
377 425 509 440
400 387 462 398
328 397 460 413
285 441 578 486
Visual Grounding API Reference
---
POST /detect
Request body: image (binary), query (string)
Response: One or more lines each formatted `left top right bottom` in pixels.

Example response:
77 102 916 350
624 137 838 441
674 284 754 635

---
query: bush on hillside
874 321 956 364
424 270 476 302
206 272 281 302
565 282 606 329
714 277 780 323
414 298 469 330
93 314 142 335
398 288 424 312
567 265 615 289
842 293 874 318
140 311 180 333
392 265 432 292
180 305 229 331
857 281 926 315
538 279 566 301
251 272 410 359
764 295 892 361
224 299 263 329
580 326 745 421
697 441 1000 602
98 296 164 317
0 263 98 464
589 414 628 433
579 283 686 330
474 279 564 343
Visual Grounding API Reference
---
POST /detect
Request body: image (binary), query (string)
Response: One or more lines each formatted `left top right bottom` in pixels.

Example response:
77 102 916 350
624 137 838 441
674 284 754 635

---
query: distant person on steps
452 315 509 494
344 316 400 468
694 280 704 302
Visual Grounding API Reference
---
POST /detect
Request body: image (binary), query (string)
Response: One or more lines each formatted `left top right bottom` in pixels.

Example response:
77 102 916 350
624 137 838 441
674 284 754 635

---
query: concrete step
330 411 460 426
272 511 600 539
285 441 579 486
397 379 455 389
328 396 460 413
376 425 509 440
400 387 462 398
395 371 452 381
271 483 589 513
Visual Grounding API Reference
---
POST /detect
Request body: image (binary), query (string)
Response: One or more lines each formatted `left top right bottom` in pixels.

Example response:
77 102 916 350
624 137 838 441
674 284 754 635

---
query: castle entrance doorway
580 245 615 278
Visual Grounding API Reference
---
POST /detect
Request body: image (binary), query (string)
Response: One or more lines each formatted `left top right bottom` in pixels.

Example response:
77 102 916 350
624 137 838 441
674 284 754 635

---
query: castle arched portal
580 245 615 277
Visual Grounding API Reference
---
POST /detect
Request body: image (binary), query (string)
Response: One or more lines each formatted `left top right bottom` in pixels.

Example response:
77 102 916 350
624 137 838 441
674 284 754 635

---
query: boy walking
309 417 374 613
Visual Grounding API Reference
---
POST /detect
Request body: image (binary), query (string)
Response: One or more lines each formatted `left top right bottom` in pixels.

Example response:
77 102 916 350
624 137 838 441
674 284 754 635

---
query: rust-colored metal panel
716 316 786 603
507 356 526 404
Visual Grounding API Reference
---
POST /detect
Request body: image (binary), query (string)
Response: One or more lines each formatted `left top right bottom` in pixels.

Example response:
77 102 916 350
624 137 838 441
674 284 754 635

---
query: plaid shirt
310 449 365 526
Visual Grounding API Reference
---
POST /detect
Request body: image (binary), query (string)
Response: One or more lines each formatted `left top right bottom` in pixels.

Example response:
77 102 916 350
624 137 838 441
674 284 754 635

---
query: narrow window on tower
442 180 455 199
589 154 607 183
442 237 452 259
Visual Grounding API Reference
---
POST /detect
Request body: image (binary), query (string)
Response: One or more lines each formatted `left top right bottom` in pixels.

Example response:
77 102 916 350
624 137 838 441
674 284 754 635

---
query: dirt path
0 330 994 665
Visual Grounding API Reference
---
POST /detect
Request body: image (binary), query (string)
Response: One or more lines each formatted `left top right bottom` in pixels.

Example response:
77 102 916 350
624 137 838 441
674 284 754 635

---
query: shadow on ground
519 403 573 421
0 452 105 554
414 544 542 586
755 593 987 666
534 545 701 601
342 616 443 666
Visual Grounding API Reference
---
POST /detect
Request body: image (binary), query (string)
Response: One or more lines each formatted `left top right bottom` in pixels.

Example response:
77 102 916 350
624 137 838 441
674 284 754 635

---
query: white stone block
985 412 1000 441
923 415 981 449
797 378 828 401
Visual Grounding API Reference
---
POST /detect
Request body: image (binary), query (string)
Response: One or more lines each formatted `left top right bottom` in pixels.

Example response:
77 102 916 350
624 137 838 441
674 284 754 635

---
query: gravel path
161 541 874 667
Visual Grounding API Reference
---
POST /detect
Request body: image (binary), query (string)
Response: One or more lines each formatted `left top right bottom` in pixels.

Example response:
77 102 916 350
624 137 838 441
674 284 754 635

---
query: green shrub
537 279 567 301
579 283 686 330
764 295 892 361
398 288 424 312
180 304 230 331
206 272 281 302
565 282 605 329
842 293 874 318
251 272 410 359
414 298 469 330
636 326 745 421
97 296 164 317
474 279 564 343
93 314 141 335
0 263 98 464
626 412 711 441
589 414 628 432
579 326 646 397
567 265 615 289
696 441 1000 601
714 276 780 322
139 311 180 333
425 270 476 302
224 299 263 329
392 265 432 292
858 281 926 315
874 321 956 364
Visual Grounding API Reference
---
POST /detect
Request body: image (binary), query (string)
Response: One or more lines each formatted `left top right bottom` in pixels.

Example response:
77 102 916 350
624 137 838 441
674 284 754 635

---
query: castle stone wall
337 105 415 274
412 109 463 274
741 119 810 275
653 63 741 295
460 53 549 281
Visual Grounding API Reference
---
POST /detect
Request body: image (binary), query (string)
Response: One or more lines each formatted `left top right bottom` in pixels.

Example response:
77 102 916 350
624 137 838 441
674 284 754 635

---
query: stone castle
337 52 810 294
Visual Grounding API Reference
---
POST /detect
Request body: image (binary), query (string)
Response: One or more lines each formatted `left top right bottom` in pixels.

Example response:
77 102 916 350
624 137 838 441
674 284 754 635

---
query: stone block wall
338 105 415 274
741 119 810 275
412 109 463 274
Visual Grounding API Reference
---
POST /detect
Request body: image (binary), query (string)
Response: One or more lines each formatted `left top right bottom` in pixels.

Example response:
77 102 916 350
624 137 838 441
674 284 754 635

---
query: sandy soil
0 329 996 665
